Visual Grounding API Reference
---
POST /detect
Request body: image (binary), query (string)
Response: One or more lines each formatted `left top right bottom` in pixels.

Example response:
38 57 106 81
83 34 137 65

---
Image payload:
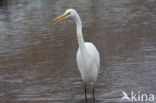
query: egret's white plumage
77 42 100 83
53 8 100 103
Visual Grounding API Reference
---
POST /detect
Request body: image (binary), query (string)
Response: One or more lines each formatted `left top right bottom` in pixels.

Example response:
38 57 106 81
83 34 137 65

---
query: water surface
0 0 156 103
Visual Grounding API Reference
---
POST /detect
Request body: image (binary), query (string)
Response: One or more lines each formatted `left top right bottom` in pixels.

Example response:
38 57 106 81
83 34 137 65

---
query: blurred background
0 0 156 103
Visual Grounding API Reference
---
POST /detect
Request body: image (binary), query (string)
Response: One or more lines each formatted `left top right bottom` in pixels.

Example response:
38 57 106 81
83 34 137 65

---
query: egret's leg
93 83 96 103
84 82 88 103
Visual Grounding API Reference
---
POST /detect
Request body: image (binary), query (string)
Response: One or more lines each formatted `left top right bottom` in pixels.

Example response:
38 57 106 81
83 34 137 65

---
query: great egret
53 9 100 103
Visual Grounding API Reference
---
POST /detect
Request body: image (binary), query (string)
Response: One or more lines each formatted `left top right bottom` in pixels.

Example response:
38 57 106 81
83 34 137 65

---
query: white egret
53 9 100 103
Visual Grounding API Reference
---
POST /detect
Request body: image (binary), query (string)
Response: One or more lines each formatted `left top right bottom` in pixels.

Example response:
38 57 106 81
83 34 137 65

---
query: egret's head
53 9 76 24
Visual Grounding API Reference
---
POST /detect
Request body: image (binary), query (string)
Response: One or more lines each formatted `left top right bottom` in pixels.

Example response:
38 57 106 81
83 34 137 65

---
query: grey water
0 0 156 103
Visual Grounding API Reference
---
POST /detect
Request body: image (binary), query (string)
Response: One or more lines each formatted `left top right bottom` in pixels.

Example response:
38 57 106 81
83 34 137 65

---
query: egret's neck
74 13 85 49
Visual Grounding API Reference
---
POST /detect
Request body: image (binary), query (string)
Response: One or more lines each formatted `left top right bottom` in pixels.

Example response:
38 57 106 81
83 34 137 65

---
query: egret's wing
85 42 100 72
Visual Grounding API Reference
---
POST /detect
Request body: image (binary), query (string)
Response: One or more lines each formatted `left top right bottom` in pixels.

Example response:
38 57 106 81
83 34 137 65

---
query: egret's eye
67 12 70 15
